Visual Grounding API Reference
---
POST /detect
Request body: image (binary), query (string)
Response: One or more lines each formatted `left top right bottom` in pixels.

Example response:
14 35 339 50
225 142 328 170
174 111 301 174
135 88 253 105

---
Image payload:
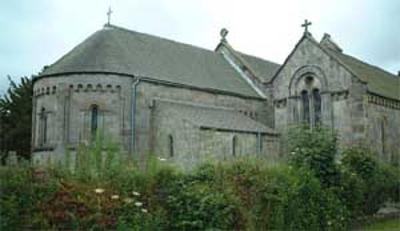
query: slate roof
158 100 276 134
40 25 261 98
237 52 281 83
324 48 400 100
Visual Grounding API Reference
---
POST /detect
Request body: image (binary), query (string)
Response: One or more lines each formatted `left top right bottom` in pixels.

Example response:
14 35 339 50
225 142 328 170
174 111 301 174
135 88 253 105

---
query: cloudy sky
1 0 399 95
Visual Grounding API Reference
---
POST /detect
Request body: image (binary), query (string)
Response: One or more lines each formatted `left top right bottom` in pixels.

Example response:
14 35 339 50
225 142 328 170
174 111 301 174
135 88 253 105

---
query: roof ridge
105 24 220 56
237 51 281 66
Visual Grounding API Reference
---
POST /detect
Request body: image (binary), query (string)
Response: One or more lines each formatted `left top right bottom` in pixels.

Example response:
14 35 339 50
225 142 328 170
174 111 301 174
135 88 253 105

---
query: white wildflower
135 201 143 207
141 208 148 213
111 195 119 200
158 157 167 161
132 191 140 196
124 198 134 204
94 188 105 194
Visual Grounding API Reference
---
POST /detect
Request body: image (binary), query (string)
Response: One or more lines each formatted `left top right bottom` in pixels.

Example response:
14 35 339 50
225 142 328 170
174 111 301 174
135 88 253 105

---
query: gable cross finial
220 28 229 42
301 19 312 34
107 6 113 25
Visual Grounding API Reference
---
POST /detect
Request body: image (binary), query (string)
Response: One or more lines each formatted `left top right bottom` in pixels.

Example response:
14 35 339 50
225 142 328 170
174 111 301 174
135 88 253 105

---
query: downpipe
131 78 142 154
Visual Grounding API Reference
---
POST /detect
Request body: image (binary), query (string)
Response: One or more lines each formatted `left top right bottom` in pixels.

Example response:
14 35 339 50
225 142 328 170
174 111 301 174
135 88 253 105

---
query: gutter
199 126 279 136
257 131 262 155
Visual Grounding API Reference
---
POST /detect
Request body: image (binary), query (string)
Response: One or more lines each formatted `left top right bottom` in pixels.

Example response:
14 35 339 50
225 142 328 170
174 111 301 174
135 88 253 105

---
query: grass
357 218 400 231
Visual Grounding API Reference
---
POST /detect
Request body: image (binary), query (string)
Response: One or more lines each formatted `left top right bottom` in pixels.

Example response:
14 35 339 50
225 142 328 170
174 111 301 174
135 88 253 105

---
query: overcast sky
1 0 399 95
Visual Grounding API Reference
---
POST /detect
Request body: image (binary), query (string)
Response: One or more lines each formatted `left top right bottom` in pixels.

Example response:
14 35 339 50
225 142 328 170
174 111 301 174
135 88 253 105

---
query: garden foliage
0 76 33 161
0 127 399 230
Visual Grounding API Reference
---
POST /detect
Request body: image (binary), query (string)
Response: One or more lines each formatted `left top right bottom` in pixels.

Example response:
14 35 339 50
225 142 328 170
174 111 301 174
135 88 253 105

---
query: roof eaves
367 90 400 102
199 126 278 135
34 71 265 100
138 76 265 100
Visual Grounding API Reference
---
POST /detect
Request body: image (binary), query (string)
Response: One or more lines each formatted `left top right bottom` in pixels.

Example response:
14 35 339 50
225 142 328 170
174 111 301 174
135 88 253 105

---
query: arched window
298 75 322 127
39 107 47 146
232 136 238 157
91 105 98 138
313 89 321 125
168 135 174 157
301 90 310 124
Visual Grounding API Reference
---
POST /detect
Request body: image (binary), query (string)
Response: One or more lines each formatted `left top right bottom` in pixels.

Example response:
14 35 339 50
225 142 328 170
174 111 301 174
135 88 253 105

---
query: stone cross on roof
301 19 312 34
220 28 229 42
107 7 113 25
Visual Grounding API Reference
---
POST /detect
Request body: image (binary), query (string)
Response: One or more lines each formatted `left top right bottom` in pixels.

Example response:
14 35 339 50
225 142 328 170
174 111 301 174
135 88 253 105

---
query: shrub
341 147 400 215
166 182 239 230
287 126 340 187
341 147 378 180
162 163 240 230
223 159 286 229
280 168 348 231
334 167 366 218
1 139 397 230
200 160 349 230
379 164 400 203
0 164 59 230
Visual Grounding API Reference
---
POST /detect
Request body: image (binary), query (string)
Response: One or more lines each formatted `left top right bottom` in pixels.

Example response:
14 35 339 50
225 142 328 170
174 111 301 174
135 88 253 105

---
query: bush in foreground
286 126 400 219
1 129 399 230
0 159 350 230
341 147 400 215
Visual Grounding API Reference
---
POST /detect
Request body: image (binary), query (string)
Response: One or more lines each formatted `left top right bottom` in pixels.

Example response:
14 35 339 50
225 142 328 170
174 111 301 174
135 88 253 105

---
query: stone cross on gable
301 19 312 34
107 7 113 25
220 28 229 42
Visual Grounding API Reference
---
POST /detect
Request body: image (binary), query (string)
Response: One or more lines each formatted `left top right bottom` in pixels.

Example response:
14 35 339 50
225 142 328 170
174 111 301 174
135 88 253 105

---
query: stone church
31 23 400 167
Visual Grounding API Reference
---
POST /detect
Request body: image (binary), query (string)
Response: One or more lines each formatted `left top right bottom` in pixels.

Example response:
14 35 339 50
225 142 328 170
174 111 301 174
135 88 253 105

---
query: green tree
0 76 33 162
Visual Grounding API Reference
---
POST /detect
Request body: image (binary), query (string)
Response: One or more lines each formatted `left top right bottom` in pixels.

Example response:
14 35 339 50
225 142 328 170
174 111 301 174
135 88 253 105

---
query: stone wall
272 37 353 101
150 98 280 169
271 36 370 151
32 74 279 165
272 36 354 134
134 80 273 156
32 74 133 163
270 35 400 164
365 96 400 164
